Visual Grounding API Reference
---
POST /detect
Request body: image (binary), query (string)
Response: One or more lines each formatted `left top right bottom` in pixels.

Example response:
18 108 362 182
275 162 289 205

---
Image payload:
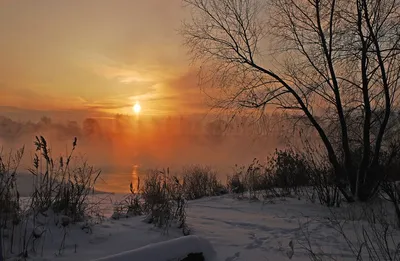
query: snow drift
91 235 217 261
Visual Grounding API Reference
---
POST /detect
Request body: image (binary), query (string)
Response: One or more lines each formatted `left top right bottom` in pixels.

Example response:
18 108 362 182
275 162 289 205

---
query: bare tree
182 0 400 201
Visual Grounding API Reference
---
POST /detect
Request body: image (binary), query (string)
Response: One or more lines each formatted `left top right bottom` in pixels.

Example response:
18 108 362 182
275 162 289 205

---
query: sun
133 102 141 114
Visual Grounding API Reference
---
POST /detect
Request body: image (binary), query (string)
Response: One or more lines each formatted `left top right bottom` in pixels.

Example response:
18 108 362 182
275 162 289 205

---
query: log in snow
91 235 217 261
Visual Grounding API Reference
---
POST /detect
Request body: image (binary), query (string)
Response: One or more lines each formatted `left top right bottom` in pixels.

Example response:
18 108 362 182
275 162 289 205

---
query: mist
0 113 287 193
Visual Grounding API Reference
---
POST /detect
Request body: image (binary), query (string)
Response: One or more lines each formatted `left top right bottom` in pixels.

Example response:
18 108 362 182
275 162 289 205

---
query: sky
0 0 205 121
0 0 285 193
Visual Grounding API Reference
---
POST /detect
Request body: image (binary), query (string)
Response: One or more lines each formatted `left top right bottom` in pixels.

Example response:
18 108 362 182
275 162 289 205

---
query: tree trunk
0 228 3 261
331 163 355 203
357 164 381 201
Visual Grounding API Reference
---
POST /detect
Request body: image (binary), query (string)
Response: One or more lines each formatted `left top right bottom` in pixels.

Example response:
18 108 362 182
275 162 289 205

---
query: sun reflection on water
94 164 142 194
131 164 140 192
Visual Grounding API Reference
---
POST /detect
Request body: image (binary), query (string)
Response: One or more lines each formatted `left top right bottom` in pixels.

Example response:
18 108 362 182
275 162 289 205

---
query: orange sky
0 0 206 120
0 1 289 194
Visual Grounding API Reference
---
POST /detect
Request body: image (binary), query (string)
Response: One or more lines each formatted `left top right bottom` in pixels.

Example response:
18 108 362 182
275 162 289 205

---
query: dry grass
0 136 102 260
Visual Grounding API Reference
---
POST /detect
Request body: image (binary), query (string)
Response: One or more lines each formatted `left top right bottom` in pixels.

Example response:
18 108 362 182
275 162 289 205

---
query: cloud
0 85 84 111
162 70 210 114
0 0 190 117
83 52 179 83
85 102 133 111
0 105 106 123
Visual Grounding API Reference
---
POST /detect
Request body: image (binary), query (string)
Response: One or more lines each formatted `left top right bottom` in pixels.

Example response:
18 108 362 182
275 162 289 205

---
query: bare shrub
381 182 400 229
227 168 246 196
302 152 341 207
52 163 101 222
228 160 267 199
182 165 225 200
113 180 143 219
1 136 102 260
125 180 143 217
379 141 400 228
268 149 309 196
308 166 341 208
228 151 310 201
142 168 188 235
243 159 266 200
0 147 24 224
30 136 101 222
0 147 24 260
298 202 400 261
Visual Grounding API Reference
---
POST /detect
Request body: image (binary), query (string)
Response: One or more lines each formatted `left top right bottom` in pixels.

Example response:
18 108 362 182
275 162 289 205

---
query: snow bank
91 235 217 261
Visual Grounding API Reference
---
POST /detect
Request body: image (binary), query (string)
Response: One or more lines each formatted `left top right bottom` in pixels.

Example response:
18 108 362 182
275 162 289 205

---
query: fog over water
0 113 289 193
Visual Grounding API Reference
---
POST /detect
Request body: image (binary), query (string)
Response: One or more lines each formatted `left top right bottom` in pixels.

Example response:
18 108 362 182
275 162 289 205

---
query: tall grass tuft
182 165 225 200
1 136 102 260
29 136 101 222
142 168 189 235
0 146 24 260
227 151 310 201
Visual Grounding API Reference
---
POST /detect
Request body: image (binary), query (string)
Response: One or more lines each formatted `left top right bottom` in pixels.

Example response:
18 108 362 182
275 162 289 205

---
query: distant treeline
0 113 291 143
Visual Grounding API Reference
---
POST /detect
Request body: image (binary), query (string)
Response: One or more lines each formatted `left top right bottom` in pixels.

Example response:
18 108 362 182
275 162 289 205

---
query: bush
307 161 341 207
0 147 24 259
299 202 400 261
30 136 101 222
112 180 143 220
117 165 227 234
227 170 246 195
228 160 267 199
1 136 102 259
0 147 24 226
270 149 309 195
273 145 342 207
243 159 266 199
228 151 310 200
379 142 400 228
142 168 189 235
126 180 143 217
182 165 225 200
381 181 400 228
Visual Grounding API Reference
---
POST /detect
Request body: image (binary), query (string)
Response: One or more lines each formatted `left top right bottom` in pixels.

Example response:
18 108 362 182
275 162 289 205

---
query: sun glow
133 102 141 114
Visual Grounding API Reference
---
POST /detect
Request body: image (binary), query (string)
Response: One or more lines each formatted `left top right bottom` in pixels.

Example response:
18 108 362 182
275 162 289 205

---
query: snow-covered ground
186 196 349 261
6 195 399 261
92 235 216 261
